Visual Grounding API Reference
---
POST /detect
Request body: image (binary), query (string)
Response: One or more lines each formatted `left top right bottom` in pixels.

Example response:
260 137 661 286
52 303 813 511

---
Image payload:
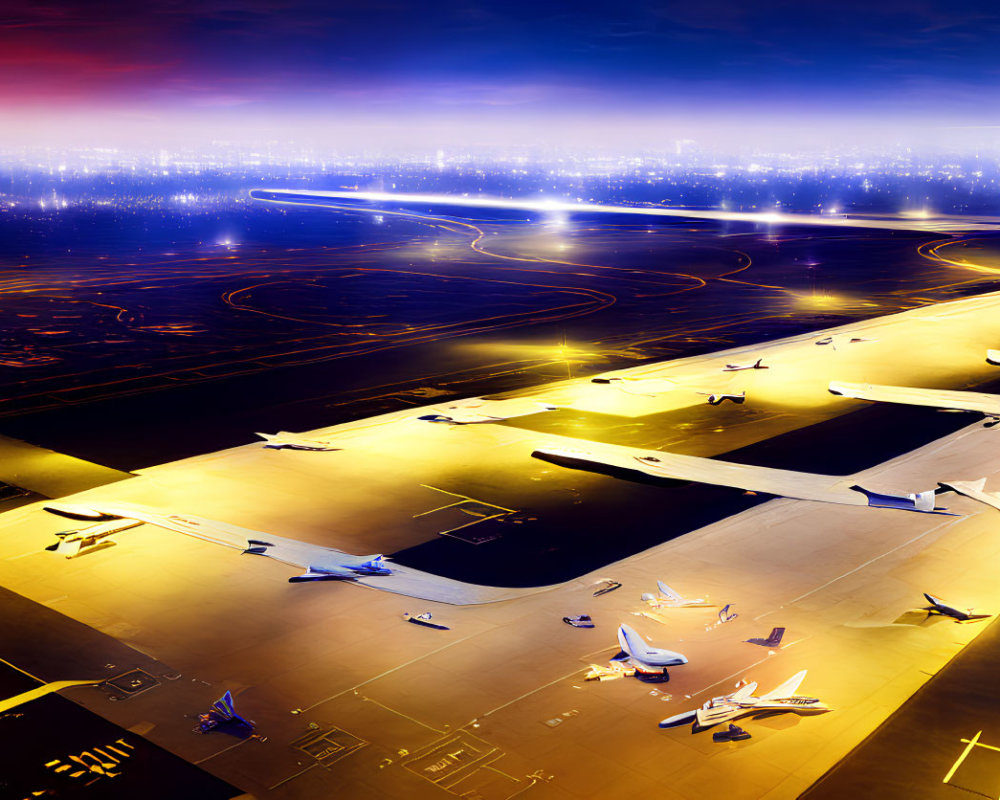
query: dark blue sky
5 1 1000 148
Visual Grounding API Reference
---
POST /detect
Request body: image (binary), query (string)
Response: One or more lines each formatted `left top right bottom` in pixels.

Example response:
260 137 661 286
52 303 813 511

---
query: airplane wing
731 681 758 702
760 669 808 701
829 381 1000 417
939 479 1000 512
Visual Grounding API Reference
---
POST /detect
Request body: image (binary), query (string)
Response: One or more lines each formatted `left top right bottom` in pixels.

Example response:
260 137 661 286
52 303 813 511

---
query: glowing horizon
250 188 1000 232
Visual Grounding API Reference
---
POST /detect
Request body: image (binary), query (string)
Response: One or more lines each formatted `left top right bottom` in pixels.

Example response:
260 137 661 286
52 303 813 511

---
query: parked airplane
643 581 710 608
659 670 829 732
42 503 393 583
829 381 1000 425
722 359 768 372
700 391 746 405
404 612 450 630
923 593 991 622
815 335 877 349
198 690 254 734
265 551 391 582
745 627 785 647
718 604 738 623
45 519 142 558
255 431 339 451
613 624 688 676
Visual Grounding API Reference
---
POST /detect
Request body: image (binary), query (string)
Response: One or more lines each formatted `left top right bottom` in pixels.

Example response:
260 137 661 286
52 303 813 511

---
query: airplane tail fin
765 627 785 647
618 624 651 659
760 669 807 701
657 581 681 602
211 690 238 721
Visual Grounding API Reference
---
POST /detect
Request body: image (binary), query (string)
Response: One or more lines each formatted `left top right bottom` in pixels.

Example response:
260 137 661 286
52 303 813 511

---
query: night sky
5 1 1000 149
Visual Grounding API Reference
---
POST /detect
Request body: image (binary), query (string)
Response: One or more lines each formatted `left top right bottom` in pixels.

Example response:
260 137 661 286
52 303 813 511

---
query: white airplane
643 581 710 608
699 390 746 405
255 431 339 451
285 555 391 581
42 503 392 582
922 593 991 622
722 358 768 372
987 350 1000 366
613 624 688 676
829 381 1000 426
45 519 143 558
659 670 829 732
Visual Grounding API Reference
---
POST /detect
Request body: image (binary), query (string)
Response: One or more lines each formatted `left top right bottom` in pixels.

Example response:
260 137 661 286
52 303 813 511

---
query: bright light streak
251 189 1000 232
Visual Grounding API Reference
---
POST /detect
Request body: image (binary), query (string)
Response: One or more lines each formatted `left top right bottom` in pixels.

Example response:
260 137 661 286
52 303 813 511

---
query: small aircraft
659 670 829 732
255 431 339 451
45 519 142 558
643 581 710 608
404 612 450 630
718 604 738 623
592 578 622 597
745 627 785 648
613 624 688 676
284 555 392 582
815 335 877 349
923 593 991 622
700 391 746 405
722 359 767 372
198 690 255 736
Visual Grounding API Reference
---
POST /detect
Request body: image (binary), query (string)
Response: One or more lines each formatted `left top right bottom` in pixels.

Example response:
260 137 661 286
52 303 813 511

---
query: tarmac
4 289 1000 797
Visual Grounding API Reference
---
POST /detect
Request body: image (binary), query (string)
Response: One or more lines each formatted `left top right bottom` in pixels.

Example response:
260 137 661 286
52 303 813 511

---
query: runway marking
688 655 777 700
787 515 967 606
5 550 41 560
268 761 319 791
360 693 446 734
0 679 103 713
301 630 484 713
943 730 981 784
193 736 252 765
474 666 586 722
415 484 517 539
